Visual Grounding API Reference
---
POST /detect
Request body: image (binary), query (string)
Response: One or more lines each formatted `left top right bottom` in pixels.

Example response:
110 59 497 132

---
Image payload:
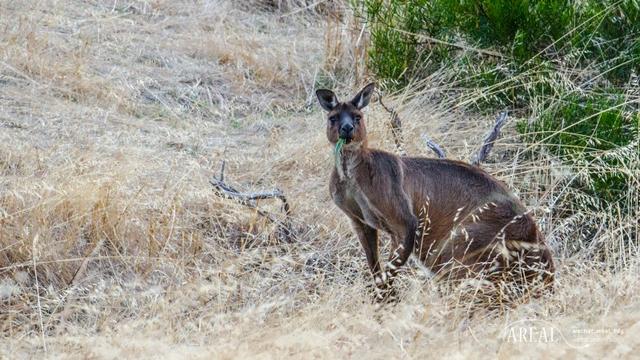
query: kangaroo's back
401 156 524 216
399 155 554 291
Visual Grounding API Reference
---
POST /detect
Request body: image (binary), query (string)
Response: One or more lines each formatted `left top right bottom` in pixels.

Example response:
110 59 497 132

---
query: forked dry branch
209 161 293 242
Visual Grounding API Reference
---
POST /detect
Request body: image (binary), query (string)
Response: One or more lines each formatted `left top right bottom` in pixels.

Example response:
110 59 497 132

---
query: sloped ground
0 1 638 358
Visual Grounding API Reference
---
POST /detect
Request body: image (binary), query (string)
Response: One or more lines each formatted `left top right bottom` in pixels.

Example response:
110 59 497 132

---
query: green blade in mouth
335 137 346 169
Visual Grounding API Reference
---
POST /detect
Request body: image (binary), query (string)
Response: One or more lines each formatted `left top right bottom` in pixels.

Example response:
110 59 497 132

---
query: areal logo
502 319 560 344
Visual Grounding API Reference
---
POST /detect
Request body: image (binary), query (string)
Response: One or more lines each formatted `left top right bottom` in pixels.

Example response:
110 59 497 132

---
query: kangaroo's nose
340 123 354 137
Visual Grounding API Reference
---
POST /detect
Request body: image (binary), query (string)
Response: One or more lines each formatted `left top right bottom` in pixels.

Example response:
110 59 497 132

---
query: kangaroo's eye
329 116 338 124
353 116 361 123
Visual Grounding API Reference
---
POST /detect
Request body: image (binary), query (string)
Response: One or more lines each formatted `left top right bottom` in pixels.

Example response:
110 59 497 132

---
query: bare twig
472 112 508 166
377 91 405 155
219 160 225 182
67 238 105 288
32 234 47 352
392 28 505 59
0 60 43 87
421 134 446 159
55 237 106 329
279 0 327 18
210 178 290 217
210 162 292 241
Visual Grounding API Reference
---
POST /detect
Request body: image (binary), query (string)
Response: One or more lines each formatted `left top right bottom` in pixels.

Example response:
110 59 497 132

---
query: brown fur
316 84 554 303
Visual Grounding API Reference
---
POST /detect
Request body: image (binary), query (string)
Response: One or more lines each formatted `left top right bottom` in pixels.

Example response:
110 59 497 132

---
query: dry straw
0 0 637 357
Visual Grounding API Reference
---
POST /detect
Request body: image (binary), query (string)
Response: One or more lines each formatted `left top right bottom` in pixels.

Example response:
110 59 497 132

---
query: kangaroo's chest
331 176 389 231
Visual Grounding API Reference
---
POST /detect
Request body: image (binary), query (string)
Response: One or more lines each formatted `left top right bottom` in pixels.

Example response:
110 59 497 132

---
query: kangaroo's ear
316 89 339 112
350 83 375 109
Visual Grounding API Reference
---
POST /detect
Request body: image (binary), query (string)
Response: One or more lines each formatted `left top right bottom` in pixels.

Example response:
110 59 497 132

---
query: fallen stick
210 161 292 241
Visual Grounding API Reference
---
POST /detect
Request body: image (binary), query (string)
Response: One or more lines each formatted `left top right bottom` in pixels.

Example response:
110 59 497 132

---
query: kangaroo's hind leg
437 202 555 302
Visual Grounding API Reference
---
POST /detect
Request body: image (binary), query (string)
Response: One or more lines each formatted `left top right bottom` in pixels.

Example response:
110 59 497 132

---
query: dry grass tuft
0 0 638 358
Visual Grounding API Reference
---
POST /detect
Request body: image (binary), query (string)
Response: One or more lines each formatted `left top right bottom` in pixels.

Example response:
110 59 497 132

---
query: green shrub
440 0 574 61
355 0 639 212
518 92 639 210
356 0 434 85
357 0 640 85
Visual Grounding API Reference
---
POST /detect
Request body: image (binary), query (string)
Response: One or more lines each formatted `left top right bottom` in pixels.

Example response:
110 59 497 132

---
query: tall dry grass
0 0 638 358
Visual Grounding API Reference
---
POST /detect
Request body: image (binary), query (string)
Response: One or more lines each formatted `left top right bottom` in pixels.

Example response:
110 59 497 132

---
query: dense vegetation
355 0 639 213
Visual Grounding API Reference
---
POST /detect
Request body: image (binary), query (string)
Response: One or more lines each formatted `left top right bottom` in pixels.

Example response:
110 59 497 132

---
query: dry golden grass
0 1 638 358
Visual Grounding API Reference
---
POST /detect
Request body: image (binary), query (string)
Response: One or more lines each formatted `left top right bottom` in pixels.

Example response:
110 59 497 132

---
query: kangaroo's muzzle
339 123 354 140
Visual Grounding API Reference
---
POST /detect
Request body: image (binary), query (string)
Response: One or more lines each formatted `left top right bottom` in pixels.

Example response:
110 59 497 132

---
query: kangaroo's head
316 83 375 147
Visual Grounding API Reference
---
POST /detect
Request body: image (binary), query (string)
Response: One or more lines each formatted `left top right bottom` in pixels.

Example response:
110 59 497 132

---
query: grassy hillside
0 1 638 358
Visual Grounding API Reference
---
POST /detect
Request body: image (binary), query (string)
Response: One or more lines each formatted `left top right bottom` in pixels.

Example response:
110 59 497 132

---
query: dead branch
210 177 291 215
374 94 506 165
377 91 405 155
421 134 446 159
471 112 508 166
210 161 292 241
55 237 105 328
391 28 505 59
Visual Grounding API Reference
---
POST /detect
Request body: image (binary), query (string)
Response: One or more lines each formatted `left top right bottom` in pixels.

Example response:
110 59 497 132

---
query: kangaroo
316 83 554 303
